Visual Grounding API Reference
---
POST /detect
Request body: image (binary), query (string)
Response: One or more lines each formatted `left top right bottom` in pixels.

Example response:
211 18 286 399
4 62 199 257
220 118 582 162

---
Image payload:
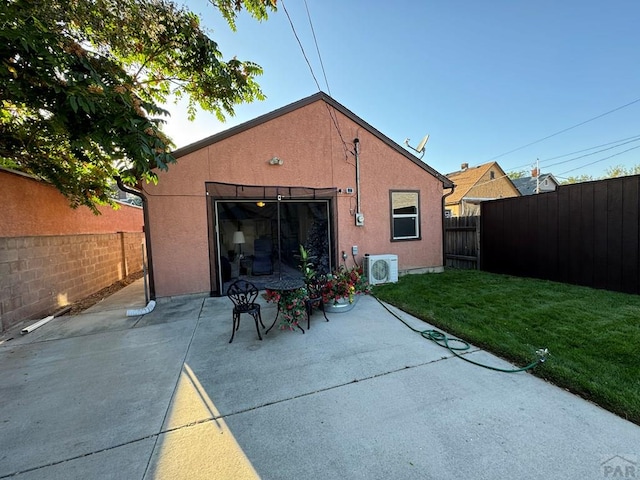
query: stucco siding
146 192 210 297
0 169 144 332
347 126 443 270
1 169 143 237
145 98 445 297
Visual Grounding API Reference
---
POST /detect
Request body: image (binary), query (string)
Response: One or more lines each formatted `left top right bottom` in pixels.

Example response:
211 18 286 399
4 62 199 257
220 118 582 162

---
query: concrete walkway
0 279 638 479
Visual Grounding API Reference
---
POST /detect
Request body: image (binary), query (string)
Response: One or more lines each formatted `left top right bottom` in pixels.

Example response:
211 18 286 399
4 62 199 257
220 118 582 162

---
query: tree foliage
0 0 276 211
560 174 594 185
603 164 640 178
507 163 640 185
560 164 640 184
507 170 526 180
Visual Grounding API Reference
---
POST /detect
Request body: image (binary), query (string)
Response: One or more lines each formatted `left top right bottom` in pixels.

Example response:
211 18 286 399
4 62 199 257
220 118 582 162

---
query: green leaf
0 0 273 212
69 96 78 113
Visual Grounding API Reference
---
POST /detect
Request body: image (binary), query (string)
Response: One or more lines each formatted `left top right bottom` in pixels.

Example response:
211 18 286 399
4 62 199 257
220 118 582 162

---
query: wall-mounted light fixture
269 156 283 165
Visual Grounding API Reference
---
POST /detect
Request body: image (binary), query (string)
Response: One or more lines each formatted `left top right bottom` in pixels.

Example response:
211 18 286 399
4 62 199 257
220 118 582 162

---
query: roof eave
171 92 454 188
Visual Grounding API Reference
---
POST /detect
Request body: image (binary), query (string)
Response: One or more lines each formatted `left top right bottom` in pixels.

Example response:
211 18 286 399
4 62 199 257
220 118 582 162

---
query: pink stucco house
143 92 453 298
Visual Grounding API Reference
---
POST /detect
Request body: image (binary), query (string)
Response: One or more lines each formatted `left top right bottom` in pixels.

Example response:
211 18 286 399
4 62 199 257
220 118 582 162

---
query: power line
502 133 640 173
557 145 640 177
544 136 640 169
301 0 348 156
540 133 640 163
280 0 349 158
303 0 331 95
280 0 322 92
485 96 640 163
464 143 640 190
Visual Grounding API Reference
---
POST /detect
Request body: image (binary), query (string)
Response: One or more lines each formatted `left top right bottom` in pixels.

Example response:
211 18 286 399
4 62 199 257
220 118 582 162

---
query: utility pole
531 158 540 193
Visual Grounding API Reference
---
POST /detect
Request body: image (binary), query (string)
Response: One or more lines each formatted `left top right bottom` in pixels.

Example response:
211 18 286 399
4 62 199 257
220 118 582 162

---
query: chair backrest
254 237 272 256
227 280 259 306
306 275 327 299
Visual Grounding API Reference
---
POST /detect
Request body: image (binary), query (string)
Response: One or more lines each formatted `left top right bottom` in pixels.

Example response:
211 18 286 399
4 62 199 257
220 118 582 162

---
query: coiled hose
373 295 548 373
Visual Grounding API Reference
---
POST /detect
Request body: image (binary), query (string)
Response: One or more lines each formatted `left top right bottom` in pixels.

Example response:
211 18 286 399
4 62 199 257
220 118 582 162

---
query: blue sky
165 0 640 180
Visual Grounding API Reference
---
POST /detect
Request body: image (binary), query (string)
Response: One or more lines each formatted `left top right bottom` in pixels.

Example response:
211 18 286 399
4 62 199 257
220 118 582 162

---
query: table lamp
232 231 245 257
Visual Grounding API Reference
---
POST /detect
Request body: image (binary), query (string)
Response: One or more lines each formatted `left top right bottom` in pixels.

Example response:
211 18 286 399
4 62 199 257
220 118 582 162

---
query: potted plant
297 244 316 284
321 264 371 312
264 287 308 330
264 245 323 331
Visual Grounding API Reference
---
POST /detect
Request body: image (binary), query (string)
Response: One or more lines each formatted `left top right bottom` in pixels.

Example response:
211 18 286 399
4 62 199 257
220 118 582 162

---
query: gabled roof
445 161 511 204
172 92 454 188
511 174 559 195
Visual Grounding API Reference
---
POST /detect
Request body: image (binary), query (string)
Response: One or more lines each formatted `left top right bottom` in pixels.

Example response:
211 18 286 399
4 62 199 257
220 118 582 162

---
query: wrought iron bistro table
264 277 306 334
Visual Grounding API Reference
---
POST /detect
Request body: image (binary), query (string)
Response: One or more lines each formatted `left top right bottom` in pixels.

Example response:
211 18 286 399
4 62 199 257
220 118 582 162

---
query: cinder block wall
0 169 145 332
0 233 144 332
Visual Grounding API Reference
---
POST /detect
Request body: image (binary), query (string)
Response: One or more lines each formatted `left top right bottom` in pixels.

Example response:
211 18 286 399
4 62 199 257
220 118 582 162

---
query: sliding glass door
214 199 332 293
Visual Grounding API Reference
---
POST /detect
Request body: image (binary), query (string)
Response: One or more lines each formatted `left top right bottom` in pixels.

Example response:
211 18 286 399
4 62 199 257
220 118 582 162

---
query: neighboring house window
390 191 420 240
490 170 495 180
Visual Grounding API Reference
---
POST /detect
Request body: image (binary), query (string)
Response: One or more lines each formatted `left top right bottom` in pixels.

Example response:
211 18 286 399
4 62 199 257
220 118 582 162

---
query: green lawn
374 269 640 425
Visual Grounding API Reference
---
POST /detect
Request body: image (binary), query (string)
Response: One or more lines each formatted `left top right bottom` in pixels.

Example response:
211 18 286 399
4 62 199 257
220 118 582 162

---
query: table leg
265 306 306 334
265 305 280 334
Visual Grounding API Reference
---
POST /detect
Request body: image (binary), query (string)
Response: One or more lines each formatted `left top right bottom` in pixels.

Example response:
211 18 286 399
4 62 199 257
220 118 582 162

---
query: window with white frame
390 191 420 240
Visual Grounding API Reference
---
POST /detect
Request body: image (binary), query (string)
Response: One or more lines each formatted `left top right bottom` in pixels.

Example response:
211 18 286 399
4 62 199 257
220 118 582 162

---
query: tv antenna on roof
404 134 429 159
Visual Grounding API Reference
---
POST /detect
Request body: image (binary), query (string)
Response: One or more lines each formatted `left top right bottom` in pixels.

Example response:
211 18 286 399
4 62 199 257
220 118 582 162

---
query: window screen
391 191 420 240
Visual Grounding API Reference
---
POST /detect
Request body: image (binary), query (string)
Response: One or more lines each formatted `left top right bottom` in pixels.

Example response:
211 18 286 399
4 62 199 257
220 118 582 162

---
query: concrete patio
0 279 638 479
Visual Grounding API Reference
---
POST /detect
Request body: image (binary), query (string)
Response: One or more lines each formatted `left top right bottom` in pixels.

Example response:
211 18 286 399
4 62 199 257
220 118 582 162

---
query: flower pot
324 295 359 313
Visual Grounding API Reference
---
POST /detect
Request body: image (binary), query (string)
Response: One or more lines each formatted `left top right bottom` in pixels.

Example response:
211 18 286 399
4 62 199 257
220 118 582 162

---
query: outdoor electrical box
355 213 365 226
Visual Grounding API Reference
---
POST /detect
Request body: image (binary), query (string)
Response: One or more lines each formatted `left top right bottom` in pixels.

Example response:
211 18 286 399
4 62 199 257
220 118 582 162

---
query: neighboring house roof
172 91 454 188
444 161 517 205
512 174 559 195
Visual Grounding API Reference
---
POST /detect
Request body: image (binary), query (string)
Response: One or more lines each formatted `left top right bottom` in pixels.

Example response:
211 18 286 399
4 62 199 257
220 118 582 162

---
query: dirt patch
67 271 145 315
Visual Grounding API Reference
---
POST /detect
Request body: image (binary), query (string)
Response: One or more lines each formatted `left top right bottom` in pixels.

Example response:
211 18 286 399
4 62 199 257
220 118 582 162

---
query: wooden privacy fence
444 216 480 269
481 175 640 295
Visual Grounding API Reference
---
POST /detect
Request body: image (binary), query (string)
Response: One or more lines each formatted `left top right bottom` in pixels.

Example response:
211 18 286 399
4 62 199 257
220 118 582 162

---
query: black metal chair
227 280 264 343
305 276 329 329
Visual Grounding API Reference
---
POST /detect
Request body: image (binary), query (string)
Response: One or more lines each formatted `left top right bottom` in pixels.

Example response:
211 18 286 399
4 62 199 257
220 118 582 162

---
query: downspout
354 138 361 215
115 176 156 301
442 184 456 267
354 138 364 226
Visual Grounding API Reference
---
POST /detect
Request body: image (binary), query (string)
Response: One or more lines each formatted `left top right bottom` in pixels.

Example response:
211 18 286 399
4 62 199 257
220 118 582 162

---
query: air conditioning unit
364 254 399 285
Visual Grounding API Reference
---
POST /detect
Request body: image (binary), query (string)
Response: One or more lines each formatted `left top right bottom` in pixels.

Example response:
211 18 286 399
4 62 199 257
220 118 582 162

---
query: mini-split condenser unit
363 254 399 285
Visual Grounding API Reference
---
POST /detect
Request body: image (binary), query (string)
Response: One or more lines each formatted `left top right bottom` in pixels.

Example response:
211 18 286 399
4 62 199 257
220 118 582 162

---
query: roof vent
461 163 469 170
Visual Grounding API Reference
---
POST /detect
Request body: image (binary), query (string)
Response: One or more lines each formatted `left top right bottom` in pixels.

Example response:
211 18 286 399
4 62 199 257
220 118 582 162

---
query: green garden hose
373 295 548 373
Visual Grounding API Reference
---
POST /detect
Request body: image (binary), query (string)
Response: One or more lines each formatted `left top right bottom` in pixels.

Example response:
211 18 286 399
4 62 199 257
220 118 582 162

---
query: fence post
476 217 481 270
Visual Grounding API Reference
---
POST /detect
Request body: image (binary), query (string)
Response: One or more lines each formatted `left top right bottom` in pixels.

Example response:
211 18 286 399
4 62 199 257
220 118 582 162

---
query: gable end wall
145 100 446 297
